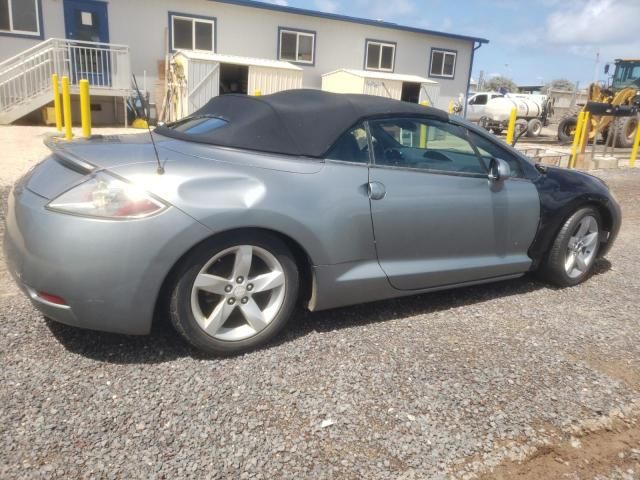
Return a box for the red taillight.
[37,291,67,306]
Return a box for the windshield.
[612,62,640,89]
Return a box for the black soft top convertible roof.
[156,89,448,158]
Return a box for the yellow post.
[61,76,73,140]
[51,74,62,132]
[578,113,590,149]
[630,119,640,168]
[253,90,262,96]
[448,100,454,114]
[569,111,585,168]
[419,101,429,148]
[79,79,92,138]
[505,107,517,145]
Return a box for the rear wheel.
[526,118,543,137]
[170,232,299,355]
[540,207,601,287]
[557,115,577,143]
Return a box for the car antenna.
[132,74,164,175]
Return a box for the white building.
[0,0,488,124]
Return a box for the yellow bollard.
[448,100,454,114]
[51,74,62,132]
[61,76,73,140]
[630,120,640,168]
[253,90,262,96]
[569,111,585,168]
[575,112,590,168]
[505,107,517,145]
[79,79,92,138]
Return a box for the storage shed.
[322,69,440,106]
[171,51,304,117]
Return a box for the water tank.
[485,96,544,122]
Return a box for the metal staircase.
[0,38,131,124]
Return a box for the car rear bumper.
[4,185,211,335]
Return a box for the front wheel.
[609,116,639,148]
[540,207,602,287]
[170,232,299,355]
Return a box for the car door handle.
[368,181,386,200]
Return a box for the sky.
[264,0,640,88]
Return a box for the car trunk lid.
[24,134,161,199]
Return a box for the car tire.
[557,115,577,143]
[540,207,602,287]
[169,231,299,355]
[526,118,543,137]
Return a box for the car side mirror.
[604,64,610,75]
[488,158,511,182]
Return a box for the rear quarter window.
[168,117,229,135]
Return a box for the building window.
[365,40,395,72]
[170,13,215,52]
[0,0,41,36]
[429,49,456,78]
[279,28,315,64]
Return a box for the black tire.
[526,118,543,137]
[169,231,299,355]
[539,207,602,287]
[557,115,577,143]
[608,116,638,148]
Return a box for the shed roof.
[174,50,303,71]
[155,89,448,158]
[323,68,437,85]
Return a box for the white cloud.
[544,0,640,61]
[315,0,339,13]
[349,0,416,21]
[264,0,289,5]
[546,0,640,45]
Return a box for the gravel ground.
[1,129,639,478]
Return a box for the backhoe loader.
[557,58,640,147]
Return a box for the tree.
[543,79,576,93]
[484,76,518,93]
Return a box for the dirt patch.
[479,419,640,479]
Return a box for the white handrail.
[0,38,131,115]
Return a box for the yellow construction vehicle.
[557,58,640,147]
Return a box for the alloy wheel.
[190,245,286,341]
[564,215,599,279]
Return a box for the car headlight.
[47,172,167,219]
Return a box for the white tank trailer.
[480,94,553,138]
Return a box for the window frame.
[168,12,216,53]
[429,48,457,79]
[0,0,43,39]
[277,27,316,66]
[364,39,396,72]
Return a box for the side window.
[473,94,488,105]
[467,129,524,178]
[368,117,486,175]
[326,124,370,164]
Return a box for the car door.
[366,116,540,290]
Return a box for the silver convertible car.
[5,90,620,355]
